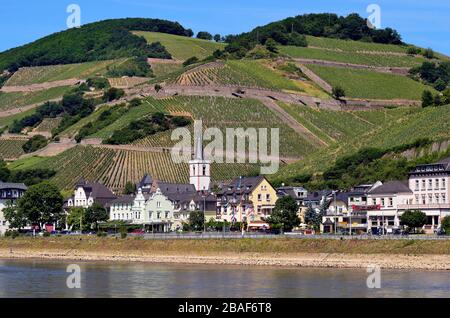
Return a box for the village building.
[0,182,27,234]
[65,179,117,209]
[216,176,277,229]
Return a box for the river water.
[0,259,448,297]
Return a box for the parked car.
[131,229,145,235]
[436,229,447,236]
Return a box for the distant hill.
[0,18,192,72]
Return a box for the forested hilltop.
[224,13,403,57]
[0,18,193,72]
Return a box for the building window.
[157,202,161,208]
[434,194,439,204]
[442,179,446,190]
[421,195,426,204]
[435,179,440,190]
[257,206,262,213]
[428,179,433,190]
[415,180,419,190]
[165,212,169,218]
[415,195,419,204]
[388,198,393,207]
[381,198,385,206]
[422,180,426,190]
[203,165,206,176]
[266,194,270,202]
[157,213,161,219]
[428,194,432,204]
[258,194,262,201]
[442,194,446,204]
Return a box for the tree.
[265,38,279,53]
[124,181,136,195]
[196,31,213,40]
[421,90,434,107]
[332,86,346,100]
[188,211,205,231]
[85,203,109,230]
[267,196,300,232]
[67,207,87,231]
[441,216,450,235]
[0,159,10,182]
[3,200,27,230]
[214,34,221,42]
[400,210,427,233]
[422,48,434,59]
[17,182,64,228]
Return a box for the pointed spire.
[195,133,203,160]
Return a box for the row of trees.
[0,159,55,187]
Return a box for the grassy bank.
[1,236,449,255]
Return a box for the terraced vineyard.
[5,59,127,86]
[134,31,225,60]
[9,146,261,192]
[108,77,149,88]
[170,60,326,96]
[0,138,26,160]
[306,64,434,100]
[272,104,450,182]
[34,117,63,132]
[150,60,183,77]
[279,102,415,144]
[305,35,412,53]
[135,96,322,158]
[0,86,72,111]
[279,46,426,67]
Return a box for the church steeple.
[189,133,211,192]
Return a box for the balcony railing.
[398,203,450,209]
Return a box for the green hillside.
[0,86,72,112]
[5,59,127,86]
[271,104,450,184]
[135,31,225,60]
[306,64,434,100]
[279,46,426,67]
[0,18,190,72]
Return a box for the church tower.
[189,134,211,191]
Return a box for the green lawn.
[306,64,434,100]
[279,46,426,68]
[5,59,127,86]
[134,31,225,61]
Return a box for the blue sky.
[1,0,449,55]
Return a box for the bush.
[22,135,48,153]
[86,77,110,90]
[97,231,107,237]
[332,86,346,100]
[43,231,51,237]
[422,48,435,59]
[129,98,142,107]
[421,90,434,107]
[441,216,450,235]
[120,230,127,239]
[103,87,125,102]
[5,230,20,238]
[183,56,199,67]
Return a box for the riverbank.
[1,237,449,270]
